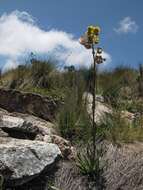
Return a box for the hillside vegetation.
[1,58,143,189]
[1,59,143,144]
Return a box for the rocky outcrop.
[0,137,61,186]
[0,107,75,188]
[0,89,61,121]
[0,109,55,139]
[0,109,74,160]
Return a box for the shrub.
[30,59,55,88]
[57,90,91,142]
[9,64,29,89]
[56,68,91,142]
[100,111,143,143]
[98,66,138,108]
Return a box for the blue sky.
[0,0,142,71]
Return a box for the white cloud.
[0,11,111,72]
[114,17,138,34]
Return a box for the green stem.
[91,44,97,159]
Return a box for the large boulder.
[0,137,61,186]
[83,92,112,124]
[0,89,61,121]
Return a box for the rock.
[0,128,8,137]
[83,92,112,124]
[121,110,135,125]
[17,113,56,136]
[0,89,61,122]
[0,108,75,160]
[51,135,76,160]
[0,115,39,139]
[43,135,52,143]
[0,111,55,140]
[43,135,76,159]
[95,95,104,103]
[0,137,61,186]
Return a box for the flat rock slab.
[0,137,61,186]
[0,111,55,140]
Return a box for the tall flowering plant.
[79,26,105,183]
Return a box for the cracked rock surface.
[0,137,61,186]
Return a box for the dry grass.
[104,143,143,190]
[52,161,88,190]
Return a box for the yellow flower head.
[92,35,100,44]
[79,25,101,48]
[87,25,101,44]
[87,26,101,36]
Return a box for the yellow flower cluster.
[87,25,101,44]
[79,25,101,49]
